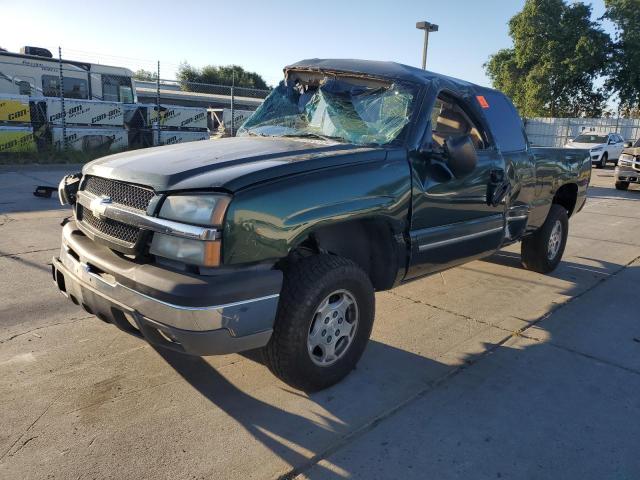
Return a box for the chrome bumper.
[52,222,282,355]
[615,167,640,183]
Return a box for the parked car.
[52,59,591,391]
[565,132,626,168]
[614,138,640,190]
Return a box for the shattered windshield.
[238,76,416,146]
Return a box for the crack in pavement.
[386,290,520,336]
[0,247,58,258]
[283,255,640,480]
[0,316,91,344]
[0,393,61,462]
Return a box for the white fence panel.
[524,117,640,147]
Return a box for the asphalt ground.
[0,164,638,479]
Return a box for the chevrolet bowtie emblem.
[89,195,112,220]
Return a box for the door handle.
[487,169,511,207]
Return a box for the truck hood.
[622,147,640,156]
[83,136,384,192]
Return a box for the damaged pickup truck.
[53,59,591,391]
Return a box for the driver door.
[406,92,506,280]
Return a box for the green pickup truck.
[53,59,591,391]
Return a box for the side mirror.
[608,139,616,145]
[624,141,632,148]
[445,135,478,178]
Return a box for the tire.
[263,254,375,391]
[615,181,629,191]
[521,204,569,274]
[600,153,608,169]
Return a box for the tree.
[133,69,157,81]
[177,63,269,91]
[485,0,611,117]
[604,0,640,116]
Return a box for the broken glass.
[239,77,416,146]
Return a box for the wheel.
[600,153,608,169]
[521,204,569,274]
[615,181,629,191]
[263,254,375,391]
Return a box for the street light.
[416,21,439,70]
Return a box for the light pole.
[416,21,439,70]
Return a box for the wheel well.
[553,183,578,217]
[292,219,400,291]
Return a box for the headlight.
[590,146,603,152]
[57,173,82,205]
[150,234,220,267]
[620,153,634,161]
[151,194,230,267]
[159,194,230,226]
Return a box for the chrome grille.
[78,176,155,248]
[83,176,154,212]
[78,206,140,244]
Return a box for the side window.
[102,75,134,102]
[476,89,527,152]
[42,75,88,99]
[63,77,88,99]
[42,75,60,97]
[430,94,488,150]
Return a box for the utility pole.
[416,21,439,70]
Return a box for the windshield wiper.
[282,133,347,143]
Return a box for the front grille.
[78,206,140,244]
[83,176,154,212]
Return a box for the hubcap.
[307,289,359,367]
[548,220,563,260]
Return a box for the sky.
[2,0,612,88]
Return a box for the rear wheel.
[521,204,569,274]
[615,181,629,191]
[263,254,375,391]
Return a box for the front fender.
[222,153,412,265]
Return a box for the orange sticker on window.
[476,95,490,109]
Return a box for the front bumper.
[52,221,283,355]
[614,167,640,183]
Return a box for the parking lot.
[1,164,639,479]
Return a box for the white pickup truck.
[565,132,626,168]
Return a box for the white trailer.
[52,126,128,152]
[44,98,124,126]
[124,103,208,130]
[154,129,209,146]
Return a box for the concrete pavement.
[0,165,638,479]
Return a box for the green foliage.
[133,69,158,81]
[177,63,269,91]
[604,0,640,115]
[485,0,611,117]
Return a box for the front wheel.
[599,153,608,169]
[263,254,375,391]
[521,204,569,274]
[615,181,629,191]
